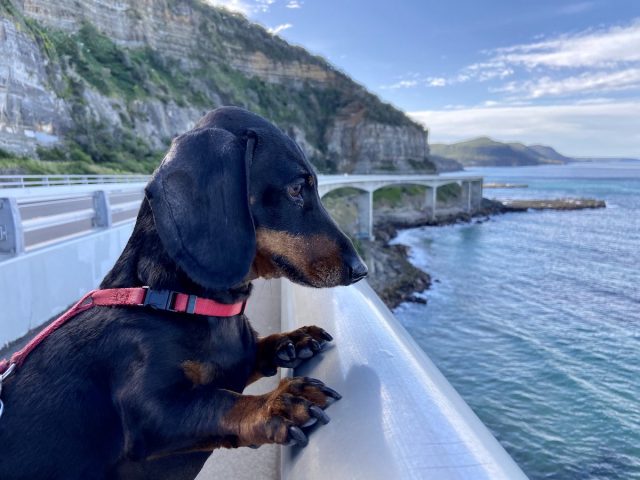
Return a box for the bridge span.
[0,174,527,480]
[0,173,482,254]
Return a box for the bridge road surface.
[0,279,281,480]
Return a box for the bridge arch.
[316,175,484,240]
[320,185,373,240]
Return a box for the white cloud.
[409,101,640,157]
[413,18,640,100]
[379,79,419,89]
[205,0,274,15]
[286,0,302,8]
[557,2,596,15]
[497,68,640,98]
[379,76,448,89]
[493,19,640,69]
[268,23,293,35]
[428,77,447,87]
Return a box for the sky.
[207,0,640,157]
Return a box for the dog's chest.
[176,315,257,392]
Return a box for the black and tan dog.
[0,107,367,479]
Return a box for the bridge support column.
[462,181,472,213]
[425,186,437,221]
[471,180,483,211]
[355,190,373,240]
[0,198,24,256]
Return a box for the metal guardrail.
[0,186,144,255]
[0,174,149,189]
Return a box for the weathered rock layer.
[0,0,432,174]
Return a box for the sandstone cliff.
[0,0,432,174]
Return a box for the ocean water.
[393,162,640,480]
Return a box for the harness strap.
[0,287,246,376]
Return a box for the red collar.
[0,287,246,379]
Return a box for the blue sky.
[209,0,640,157]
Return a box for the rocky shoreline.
[362,197,605,309]
[362,198,506,308]
[501,198,606,211]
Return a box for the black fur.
[0,107,366,479]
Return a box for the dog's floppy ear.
[145,127,256,290]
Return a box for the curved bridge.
[318,174,483,239]
[0,173,483,254]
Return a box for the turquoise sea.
[393,162,640,480]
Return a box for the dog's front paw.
[273,326,333,369]
[262,376,341,447]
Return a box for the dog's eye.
[287,183,303,202]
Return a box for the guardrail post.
[93,191,112,228]
[0,198,25,255]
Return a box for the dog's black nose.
[348,257,368,284]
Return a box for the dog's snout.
[347,256,368,284]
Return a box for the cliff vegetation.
[0,0,433,175]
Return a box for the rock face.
[0,17,71,155]
[0,0,432,174]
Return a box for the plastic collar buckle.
[142,288,177,312]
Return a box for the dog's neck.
[100,199,252,304]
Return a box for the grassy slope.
[430,137,572,167]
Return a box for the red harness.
[0,287,246,378]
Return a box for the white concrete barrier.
[281,279,528,479]
[0,223,133,347]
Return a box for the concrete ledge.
[280,280,527,480]
[0,222,134,347]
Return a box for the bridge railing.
[0,183,145,255]
[0,174,149,189]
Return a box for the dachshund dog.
[0,107,368,480]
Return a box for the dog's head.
[145,106,367,291]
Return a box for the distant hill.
[571,157,640,163]
[429,155,464,172]
[430,137,573,167]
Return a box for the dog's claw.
[277,342,296,362]
[310,339,321,352]
[298,347,313,359]
[288,425,308,447]
[302,417,318,427]
[320,331,333,342]
[304,377,325,387]
[309,405,330,424]
[321,386,342,400]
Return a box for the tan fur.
[181,361,215,386]
[253,228,343,286]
